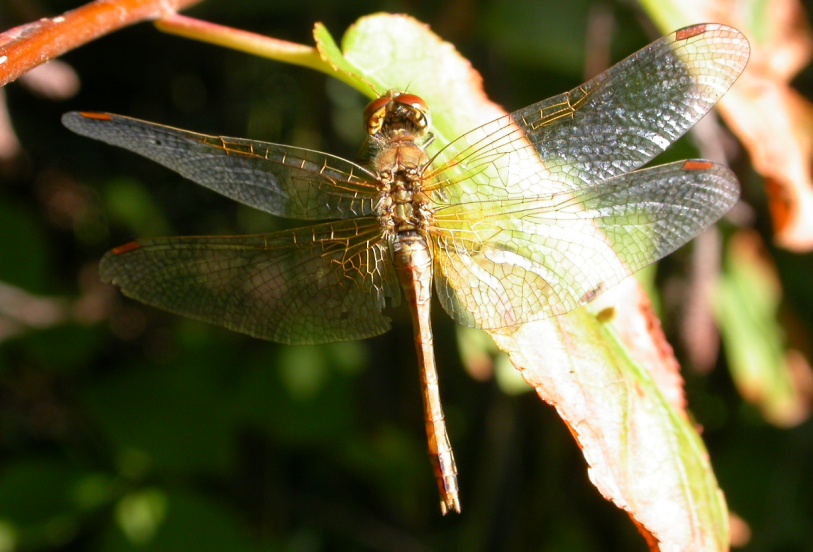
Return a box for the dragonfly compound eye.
[392,93,431,132]
[363,96,392,136]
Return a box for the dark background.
[1,0,812,550]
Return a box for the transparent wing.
[99,219,400,344]
[431,160,738,329]
[426,23,749,202]
[62,112,380,220]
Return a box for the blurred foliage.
[1,0,812,550]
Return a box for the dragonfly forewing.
[61,112,381,220]
[99,218,400,344]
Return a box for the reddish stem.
[0,0,202,88]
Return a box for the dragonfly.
[63,23,749,514]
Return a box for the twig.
[0,0,202,88]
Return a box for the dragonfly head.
[363,91,432,141]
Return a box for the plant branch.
[155,14,367,93]
[0,0,202,88]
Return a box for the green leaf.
[492,280,729,550]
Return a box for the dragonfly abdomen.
[393,231,461,514]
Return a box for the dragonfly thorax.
[374,142,433,235]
